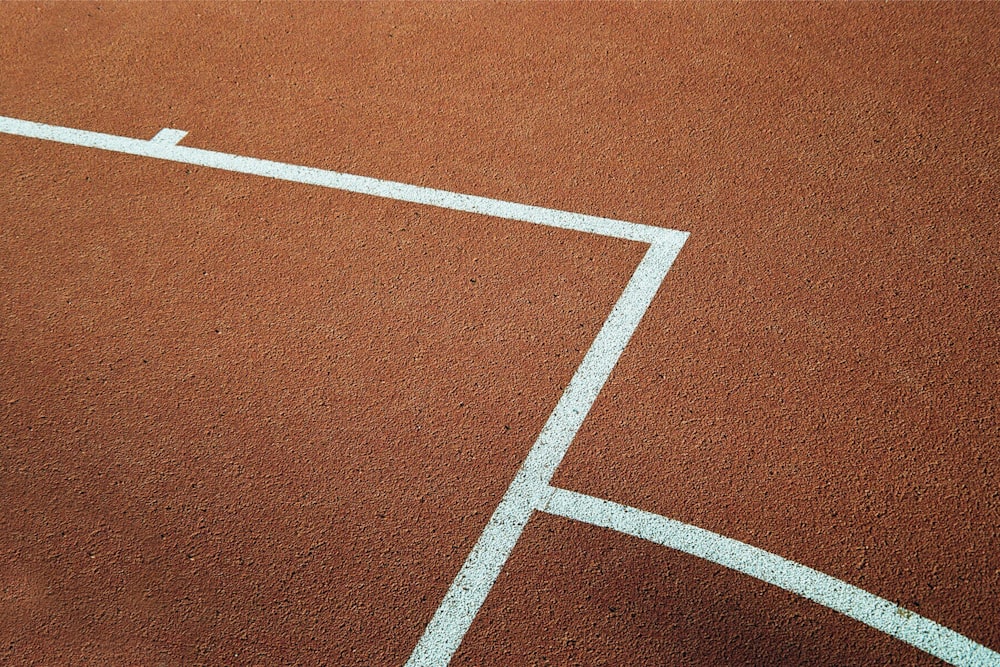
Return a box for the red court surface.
[1,3,998,666]
[1,137,640,663]
[458,514,938,665]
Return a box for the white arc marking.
[541,487,1000,667]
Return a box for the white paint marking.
[0,115,683,246]
[404,239,685,666]
[149,128,188,145]
[3,114,992,666]
[541,487,1000,667]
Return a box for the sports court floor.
[1,3,997,665]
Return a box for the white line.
[540,487,1000,667]
[0,115,683,245]
[5,113,991,666]
[149,128,188,145]
[404,239,686,666]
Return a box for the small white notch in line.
[150,128,188,145]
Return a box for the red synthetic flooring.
[2,3,998,665]
[1,138,640,663]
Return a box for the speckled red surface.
[1,2,997,665]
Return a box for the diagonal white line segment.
[404,240,685,666]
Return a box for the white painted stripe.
[12,112,987,667]
[405,239,686,667]
[0,115,683,245]
[149,128,188,145]
[540,487,1000,667]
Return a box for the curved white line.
[541,486,1000,667]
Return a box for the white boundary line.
[541,487,1000,667]
[1,115,995,667]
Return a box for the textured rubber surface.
[1,2,997,665]
[0,138,639,663]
